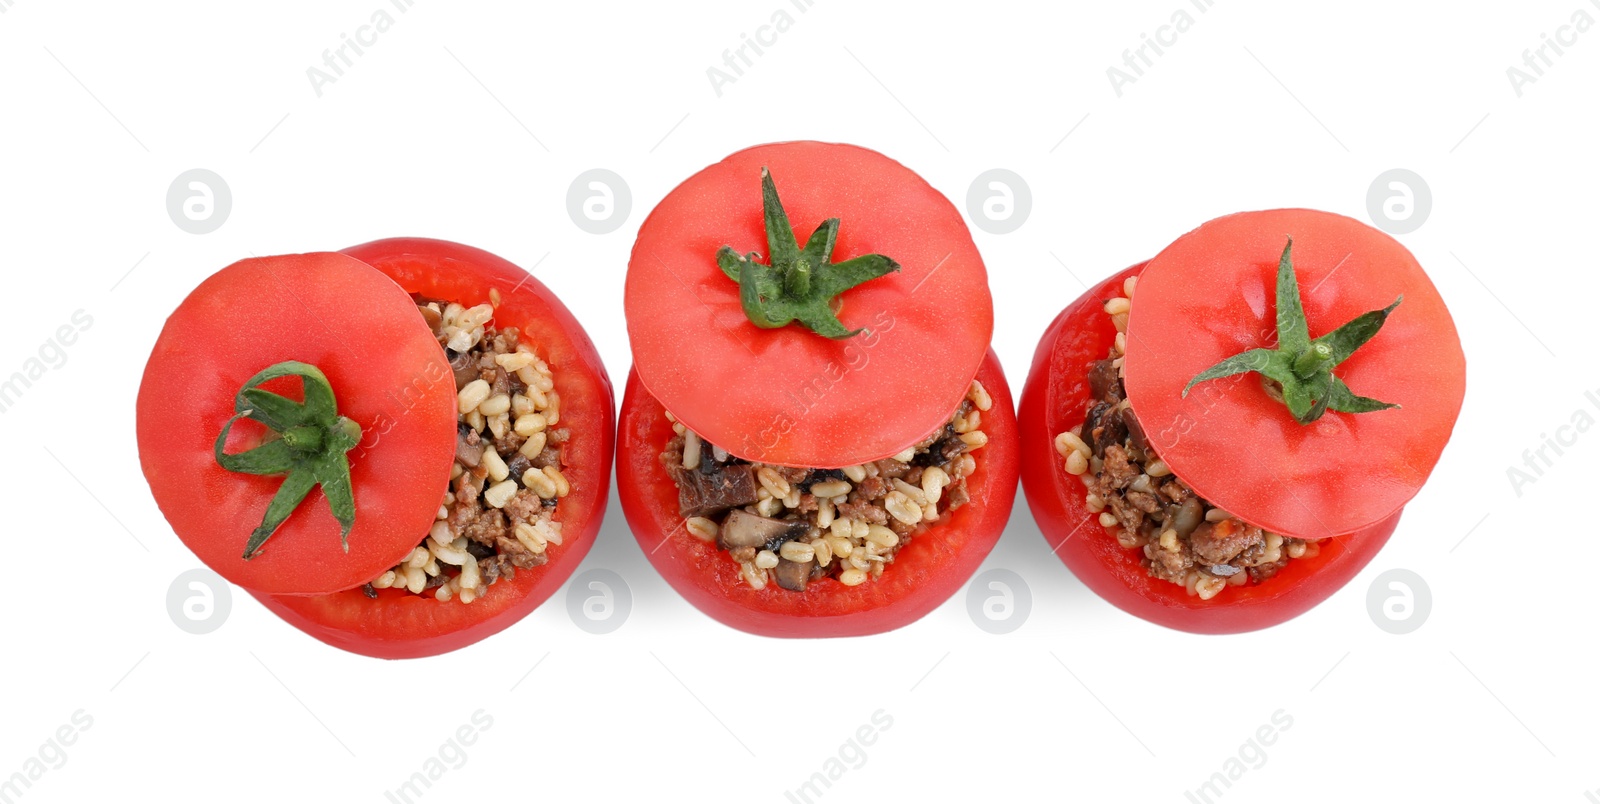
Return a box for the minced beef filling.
[366,296,571,604]
[661,382,991,592]
[1059,279,1317,601]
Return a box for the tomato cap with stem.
[138,251,458,596]
[625,141,994,468]
[1123,208,1465,540]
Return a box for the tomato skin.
[138,252,457,596]
[1124,210,1465,540]
[1018,265,1401,634]
[618,350,1018,638]
[626,141,993,469]
[258,239,614,659]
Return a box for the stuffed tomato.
[1019,210,1465,634]
[619,141,1018,637]
[138,238,612,658]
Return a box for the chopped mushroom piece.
[774,558,813,592]
[449,350,479,391]
[717,509,809,551]
[456,425,484,468]
[669,462,761,519]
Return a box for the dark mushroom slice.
[914,431,966,467]
[773,558,814,591]
[799,468,845,491]
[717,509,810,551]
[1083,401,1127,457]
[449,350,479,391]
[506,453,533,484]
[1121,406,1150,453]
[456,423,484,468]
[670,462,760,519]
[417,304,443,335]
[1088,358,1124,404]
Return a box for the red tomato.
[1020,211,1463,634]
[619,351,1018,637]
[138,252,457,595]
[1124,210,1465,539]
[141,239,612,658]
[626,141,993,468]
[255,238,614,659]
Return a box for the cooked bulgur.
[1054,275,1317,600]
[661,382,993,592]
[366,297,571,604]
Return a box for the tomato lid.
[1122,209,1465,539]
[138,252,457,595]
[626,141,993,467]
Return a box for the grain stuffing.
[1053,275,1317,601]
[366,295,571,604]
[661,381,993,591]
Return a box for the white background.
[1,1,1594,802]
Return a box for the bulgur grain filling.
[365,296,572,604]
[661,381,994,592]
[1054,276,1318,601]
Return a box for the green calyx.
[214,361,362,559]
[1182,238,1402,425]
[716,167,900,339]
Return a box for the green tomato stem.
[213,361,361,559]
[715,168,900,340]
[1182,238,1401,424]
